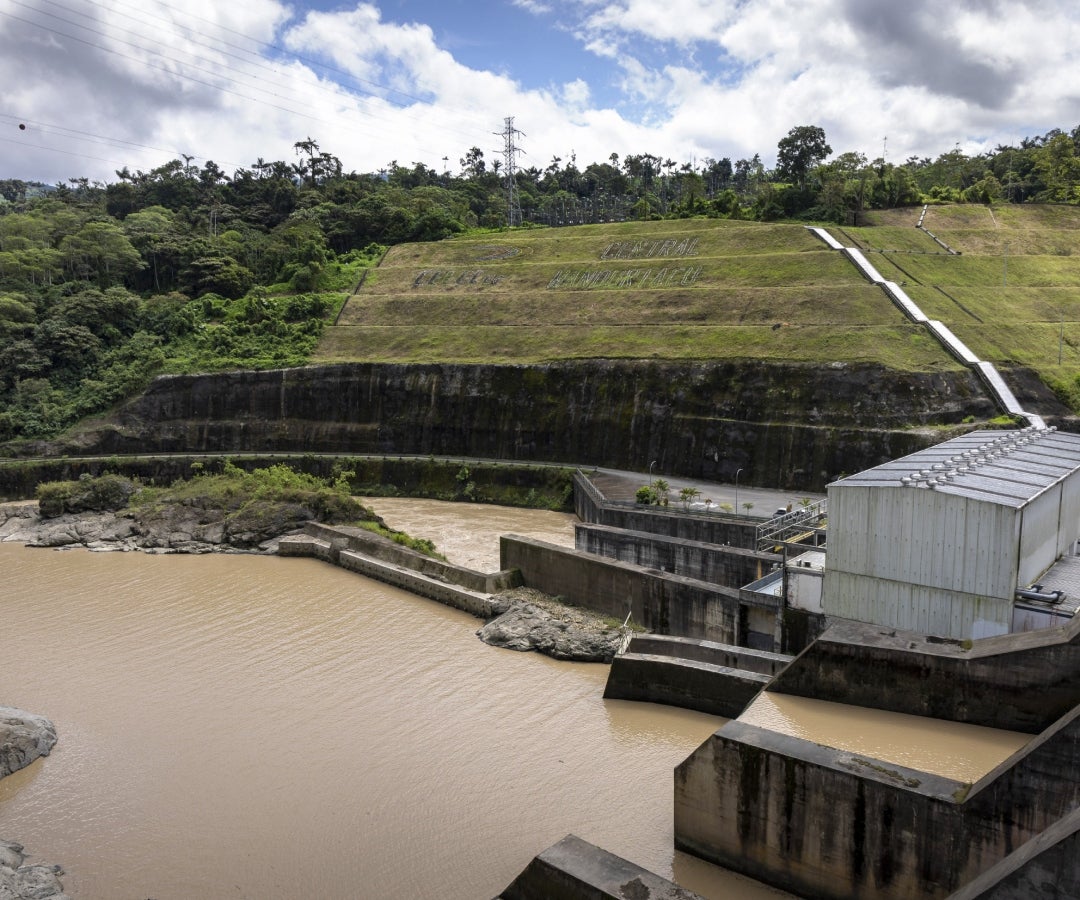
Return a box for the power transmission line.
[1,0,496,176]
[495,116,525,227]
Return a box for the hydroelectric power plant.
[266,428,1079,898]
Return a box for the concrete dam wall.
[74,360,993,491]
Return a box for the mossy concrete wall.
[604,653,771,717]
[278,530,502,618]
[59,361,980,491]
[674,705,1080,899]
[302,521,519,593]
[768,617,1080,733]
[501,534,778,646]
[575,522,779,589]
[497,833,705,900]
[945,806,1080,899]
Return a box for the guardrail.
[756,499,827,550]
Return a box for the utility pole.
[495,116,525,227]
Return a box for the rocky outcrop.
[25,360,1050,491]
[0,841,68,900]
[478,588,624,662]
[0,707,57,780]
[0,498,312,553]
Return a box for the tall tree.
[776,125,832,185]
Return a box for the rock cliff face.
[54,360,1060,490]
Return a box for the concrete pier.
[497,834,705,900]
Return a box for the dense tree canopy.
[2,122,1080,443]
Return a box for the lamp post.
[735,468,743,516]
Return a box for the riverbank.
[0,498,621,663]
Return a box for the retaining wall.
[302,521,519,593]
[497,833,705,900]
[278,529,502,619]
[622,634,792,675]
[575,522,778,589]
[674,704,1080,899]
[603,653,770,717]
[501,535,780,647]
[768,616,1080,733]
[946,806,1080,899]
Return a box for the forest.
[1,124,1079,444]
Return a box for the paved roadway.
[588,466,825,517]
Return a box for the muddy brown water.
[0,501,791,900]
[740,693,1030,782]
[0,499,1031,898]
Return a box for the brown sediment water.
[739,691,1031,782]
[0,509,791,899]
[359,495,577,571]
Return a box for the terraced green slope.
[842,205,1080,406]
[316,218,954,371]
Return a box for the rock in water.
[0,840,69,900]
[477,589,622,663]
[0,707,57,779]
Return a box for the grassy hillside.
[844,205,1080,406]
[314,209,1080,408]
[316,218,952,371]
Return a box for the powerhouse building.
[821,427,1080,640]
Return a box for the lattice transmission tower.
[495,116,525,227]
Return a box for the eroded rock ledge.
[0,499,298,554]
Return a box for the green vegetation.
[4,125,1080,442]
[30,463,461,555]
[36,471,137,517]
[841,204,1080,406]
[37,461,379,527]
[356,521,444,559]
[129,460,373,524]
[320,218,954,370]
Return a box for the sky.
[1,0,1079,185]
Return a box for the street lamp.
[735,468,743,516]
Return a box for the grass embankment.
[316,218,955,372]
[851,205,1080,407]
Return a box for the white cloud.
[1,0,1078,185]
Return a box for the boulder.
[0,840,68,900]
[0,708,57,780]
[478,589,622,663]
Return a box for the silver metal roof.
[830,428,1080,507]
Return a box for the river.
[0,500,792,899]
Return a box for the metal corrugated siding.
[1059,475,1080,556]
[824,572,1013,639]
[1019,485,1064,585]
[827,484,1016,596]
